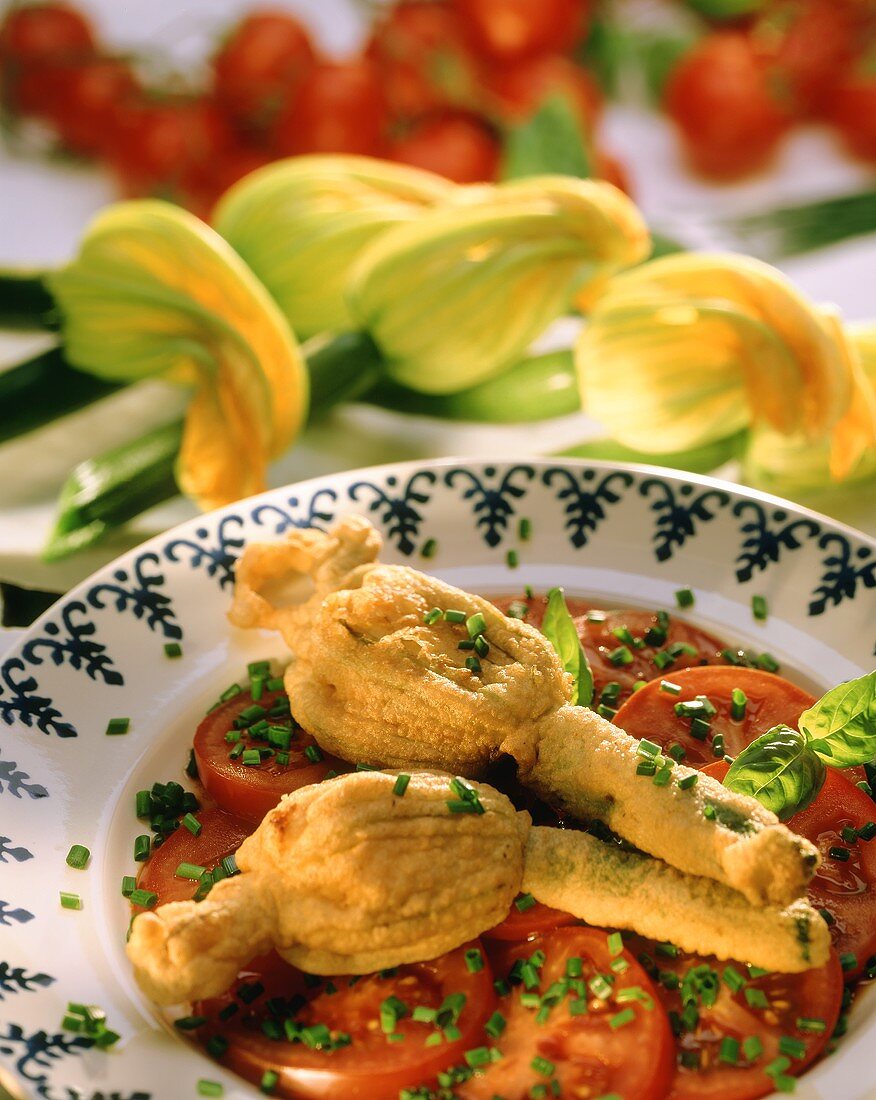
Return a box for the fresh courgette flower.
[576,254,876,483]
[48,200,307,510]
[346,175,649,394]
[213,155,452,339]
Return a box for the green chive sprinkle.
[703,804,717,820]
[485,1011,506,1038]
[638,738,661,759]
[858,822,876,841]
[465,656,482,675]
[241,748,261,766]
[589,975,612,1000]
[752,595,768,621]
[722,966,745,992]
[690,716,711,740]
[121,875,136,898]
[423,608,442,625]
[675,588,695,608]
[465,948,484,973]
[608,645,633,667]
[668,742,686,762]
[632,679,648,692]
[653,765,673,787]
[393,774,411,797]
[175,862,207,881]
[744,987,769,1009]
[519,518,532,541]
[182,813,202,837]
[829,846,851,862]
[636,761,657,776]
[129,888,158,908]
[507,600,529,619]
[444,609,466,623]
[609,1008,635,1030]
[60,892,82,910]
[758,652,779,673]
[506,549,519,568]
[719,1037,740,1065]
[796,1017,826,1033]
[566,957,583,978]
[421,538,438,559]
[840,952,857,971]
[66,844,90,870]
[304,744,323,763]
[731,687,747,720]
[105,717,130,736]
[515,893,536,912]
[607,931,624,957]
[197,1082,224,1098]
[743,1035,764,1061]
[133,834,150,862]
[531,1056,555,1076]
[260,1070,279,1095]
[841,826,858,844]
[466,612,487,638]
[660,680,682,695]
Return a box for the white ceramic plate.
[1,457,875,1100]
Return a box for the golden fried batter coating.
[126,770,527,1005]
[229,517,819,908]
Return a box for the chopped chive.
[758,652,779,673]
[506,549,519,568]
[447,798,484,814]
[744,987,769,1009]
[608,645,633,667]
[105,717,130,736]
[465,948,484,973]
[636,761,657,776]
[610,957,629,974]
[609,1008,635,1030]
[690,716,711,741]
[607,932,624,957]
[515,893,536,912]
[163,642,183,659]
[248,661,271,679]
[519,518,532,541]
[656,942,679,958]
[220,682,242,702]
[229,742,245,760]
[653,766,673,786]
[250,676,266,702]
[796,1017,826,1033]
[652,650,674,670]
[197,1082,224,1097]
[597,705,618,720]
[586,610,606,622]
[66,844,90,870]
[748,965,769,978]
[668,742,686,762]
[266,677,284,691]
[485,1010,506,1038]
[752,595,768,621]
[829,846,851,862]
[466,612,487,638]
[638,738,661,759]
[675,588,694,608]
[719,1037,740,1065]
[60,892,82,910]
[465,656,482,675]
[135,789,152,818]
[566,956,583,978]
[858,822,876,841]
[241,748,261,766]
[778,1035,806,1060]
[458,639,476,651]
[588,975,612,1000]
[731,687,747,720]
[743,1035,764,1061]
[444,609,466,623]
[421,538,438,559]
[260,1070,279,1095]
[121,875,136,898]
[856,780,873,797]
[632,679,648,692]
[703,804,717,820]
[304,744,323,763]
[129,888,157,909]
[393,774,411,797]
[841,826,858,844]
[474,634,490,657]
[133,834,150,862]
[507,600,529,619]
[531,1055,555,1076]
[174,862,207,881]
[712,734,725,757]
[182,813,202,837]
[840,952,857,972]
[660,680,682,695]
[423,608,442,625]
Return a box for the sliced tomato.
[135,807,253,909]
[195,941,495,1100]
[388,111,500,182]
[613,666,815,767]
[629,933,843,1099]
[193,686,347,822]
[706,761,876,978]
[484,895,578,942]
[464,926,674,1099]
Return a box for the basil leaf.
[542,586,594,708]
[501,94,594,182]
[724,725,826,822]
[800,672,876,767]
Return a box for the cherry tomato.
[43,57,139,154]
[211,10,315,129]
[453,0,590,62]
[827,67,876,163]
[484,895,578,942]
[613,666,816,767]
[366,1,482,120]
[271,58,387,157]
[595,149,633,194]
[630,933,843,1099]
[705,761,876,978]
[758,0,864,117]
[0,3,94,65]
[465,926,674,1099]
[193,686,347,822]
[488,54,602,134]
[196,941,496,1100]
[388,111,500,183]
[664,31,792,179]
[135,807,253,909]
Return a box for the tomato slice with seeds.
[135,807,253,908]
[193,687,348,822]
[195,941,495,1100]
[484,895,578,942]
[628,934,843,1100]
[614,666,817,768]
[705,761,876,979]
[462,926,674,1100]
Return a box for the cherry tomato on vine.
[0,3,94,66]
[46,57,139,154]
[388,111,500,182]
[453,0,590,63]
[827,66,876,163]
[488,54,602,134]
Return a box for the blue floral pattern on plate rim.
[1,457,874,1100]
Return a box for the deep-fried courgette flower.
[213,155,452,338]
[48,201,307,509]
[347,175,649,394]
[576,254,876,487]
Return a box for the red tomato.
[389,111,500,182]
[613,666,816,767]
[484,895,578,941]
[44,57,139,154]
[488,54,602,134]
[107,97,237,198]
[595,149,633,194]
[758,0,864,117]
[193,686,347,823]
[0,3,94,65]
[465,926,674,1099]
[211,10,315,129]
[366,1,483,120]
[271,58,387,157]
[196,941,496,1100]
[827,66,876,163]
[706,761,876,978]
[664,31,793,179]
[453,0,590,62]
[630,933,842,1099]
[135,807,253,908]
